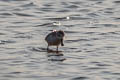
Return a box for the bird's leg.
[47,45,49,50]
[56,46,58,51]
[61,38,64,46]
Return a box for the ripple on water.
[9,71,22,74]
[101,71,120,78]
[113,1,120,4]
[84,32,98,35]
[0,40,16,45]
[104,11,114,14]
[42,2,54,6]
[71,76,89,80]
[28,47,46,52]
[0,12,12,16]
[86,67,106,70]
[88,0,105,1]
[3,75,15,78]
[114,17,120,20]
[102,24,118,27]
[108,32,120,35]
[34,23,53,27]
[40,7,55,12]
[79,9,90,13]
[12,21,26,24]
[101,71,111,74]
[45,17,69,21]
[98,31,120,37]
[56,9,70,13]
[0,32,6,35]
[96,63,112,67]
[66,39,89,43]
[65,5,79,9]
[70,1,83,5]
[85,26,98,28]
[14,35,32,39]
[0,0,27,2]
[112,72,120,75]
[14,12,34,17]
[20,2,36,7]
[65,31,80,33]
[87,13,100,17]
[70,16,91,20]
[104,46,117,50]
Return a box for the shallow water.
[0,0,120,80]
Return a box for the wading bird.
[45,30,65,51]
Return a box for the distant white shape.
[66,16,70,20]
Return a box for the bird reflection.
[46,49,66,61]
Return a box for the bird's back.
[45,32,61,46]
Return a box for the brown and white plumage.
[45,30,65,51]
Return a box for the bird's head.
[56,30,65,39]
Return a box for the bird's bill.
[61,38,64,46]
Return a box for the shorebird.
[45,30,65,51]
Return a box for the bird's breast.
[46,35,61,46]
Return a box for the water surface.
[0,0,120,80]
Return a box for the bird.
[45,30,65,51]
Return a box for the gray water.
[0,0,120,80]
